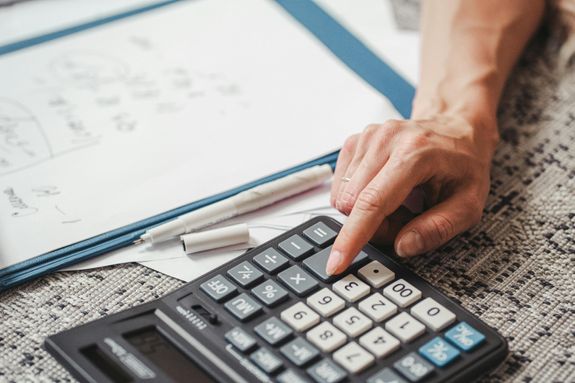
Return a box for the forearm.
[413,0,545,150]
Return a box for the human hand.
[326,114,498,275]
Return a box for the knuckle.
[337,191,356,215]
[342,134,359,153]
[356,186,384,213]
[427,214,455,244]
[381,119,403,132]
[363,123,380,136]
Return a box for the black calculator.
[45,216,508,383]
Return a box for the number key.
[383,279,421,307]
[306,321,347,352]
[333,307,373,337]
[358,293,397,322]
[333,342,375,374]
[385,312,426,343]
[307,288,345,317]
[359,327,400,358]
[410,297,456,331]
[333,274,370,302]
[281,302,320,332]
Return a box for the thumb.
[394,193,483,257]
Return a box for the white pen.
[134,164,333,245]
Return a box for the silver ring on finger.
[341,176,352,183]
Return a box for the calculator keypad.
[199,218,495,383]
[278,265,319,296]
[410,298,456,331]
[333,274,370,302]
[306,321,347,352]
[359,327,400,358]
[251,280,288,307]
[332,341,374,373]
[254,317,293,345]
[227,261,263,287]
[333,307,373,337]
[385,312,426,343]
[383,279,422,307]
[281,302,320,332]
[306,288,345,317]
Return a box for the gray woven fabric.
[1,7,575,383]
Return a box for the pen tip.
[133,238,145,246]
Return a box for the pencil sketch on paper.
[0,99,52,175]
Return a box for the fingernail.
[326,250,342,275]
[397,230,424,257]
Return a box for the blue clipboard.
[0,0,415,290]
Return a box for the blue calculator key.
[445,321,486,351]
[393,352,434,382]
[419,337,460,367]
[367,367,407,383]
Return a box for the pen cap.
[181,223,250,254]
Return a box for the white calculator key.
[358,261,395,288]
[333,307,373,337]
[383,279,422,307]
[332,275,370,302]
[306,321,347,352]
[359,327,400,358]
[281,302,320,332]
[385,312,426,343]
[358,293,397,322]
[410,297,456,331]
[332,341,375,374]
[306,288,345,317]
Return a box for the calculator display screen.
[125,327,216,383]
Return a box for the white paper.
[65,183,340,270]
[0,0,401,268]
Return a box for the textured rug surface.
[1,6,575,383]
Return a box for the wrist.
[411,84,500,156]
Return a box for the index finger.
[326,160,425,275]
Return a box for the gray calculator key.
[225,327,256,353]
[307,359,346,383]
[367,368,407,383]
[250,348,283,374]
[278,265,319,296]
[227,261,263,287]
[224,293,262,321]
[200,275,237,302]
[303,222,337,246]
[280,337,319,366]
[254,317,293,345]
[253,248,289,274]
[279,235,314,260]
[303,246,369,282]
[251,280,289,307]
[393,352,434,382]
[277,369,310,383]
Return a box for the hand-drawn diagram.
[1,44,247,176]
[50,52,128,86]
[0,99,52,175]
